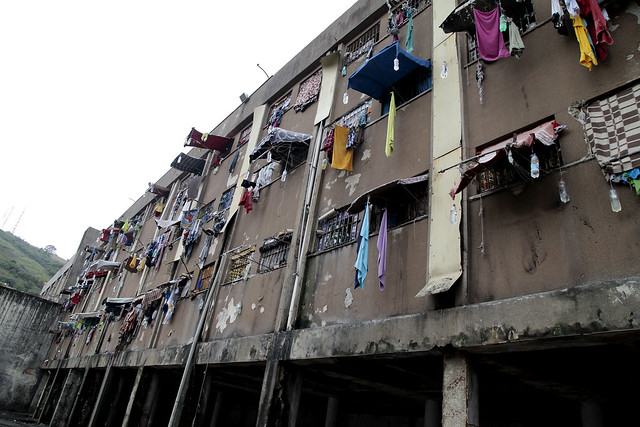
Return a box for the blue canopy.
[348,41,431,101]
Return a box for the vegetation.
[0,229,66,296]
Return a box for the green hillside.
[0,229,66,296]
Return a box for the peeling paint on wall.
[361,149,371,160]
[626,2,640,24]
[227,173,239,187]
[345,173,361,196]
[325,177,338,190]
[345,288,353,308]
[216,298,242,333]
[251,303,256,310]
[259,306,265,313]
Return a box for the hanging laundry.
[346,127,358,149]
[239,188,253,214]
[551,0,569,35]
[564,0,580,17]
[377,208,388,291]
[406,8,414,53]
[508,18,525,58]
[228,150,239,173]
[321,128,335,163]
[572,16,598,70]
[473,7,510,61]
[476,62,485,104]
[331,125,353,171]
[577,0,612,62]
[354,203,370,289]
[386,92,396,157]
[253,162,276,202]
[162,288,179,324]
[186,175,202,200]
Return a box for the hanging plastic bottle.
[450,204,458,225]
[530,153,540,178]
[393,57,400,71]
[321,158,328,170]
[267,151,272,163]
[558,178,570,203]
[343,91,349,104]
[609,186,622,212]
[281,169,288,182]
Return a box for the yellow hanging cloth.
[129,255,137,269]
[572,16,598,70]
[137,256,146,272]
[331,125,353,171]
[386,92,396,156]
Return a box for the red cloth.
[239,189,253,214]
[71,294,80,305]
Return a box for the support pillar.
[581,402,604,427]
[442,352,478,427]
[122,367,146,427]
[256,359,281,427]
[424,398,440,427]
[67,368,91,427]
[139,372,160,427]
[209,392,223,427]
[324,397,339,427]
[49,369,84,427]
[87,364,113,427]
[287,367,302,427]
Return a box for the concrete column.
[49,369,84,427]
[324,397,339,427]
[122,366,145,427]
[87,364,113,427]
[287,368,302,427]
[424,398,440,427]
[442,353,478,427]
[256,359,281,426]
[581,402,604,427]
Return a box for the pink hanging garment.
[473,7,510,61]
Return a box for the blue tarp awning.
[347,41,431,101]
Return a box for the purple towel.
[377,208,388,290]
[474,7,510,61]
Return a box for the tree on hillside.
[43,245,57,255]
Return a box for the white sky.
[0,0,358,260]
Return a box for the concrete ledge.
[47,277,640,368]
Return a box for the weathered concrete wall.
[0,285,60,411]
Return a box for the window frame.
[226,247,255,283]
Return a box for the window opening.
[381,66,432,114]
[195,263,215,292]
[267,92,292,130]
[316,211,361,252]
[467,34,479,63]
[227,247,255,282]
[258,233,292,273]
[369,182,429,232]
[238,125,252,147]
[218,187,236,211]
[345,23,380,66]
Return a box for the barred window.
[316,211,360,252]
[227,247,254,282]
[238,125,251,147]
[345,23,380,66]
[196,263,215,292]
[258,236,291,273]
[467,34,479,64]
[218,187,235,211]
[266,93,292,129]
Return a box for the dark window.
[369,182,429,232]
[258,237,291,273]
[381,66,432,114]
[316,211,360,252]
[467,34,479,63]
[218,187,235,211]
[238,125,251,147]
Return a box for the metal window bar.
[227,256,250,282]
[258,242,290,273]
[238,126,251,146]
[345,24,380,66]
[316,212,361,251]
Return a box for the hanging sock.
[377,208,388,291]
[405,8,414,53]
[386,92,395,157]
[354,203,370,289]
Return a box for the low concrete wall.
[0,285,60,411]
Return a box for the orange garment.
[331,125,353,171]
[573,16,598,70]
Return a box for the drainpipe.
[286,120,326,331]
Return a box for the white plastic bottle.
[609,187,622,212]
[530,153,540,179]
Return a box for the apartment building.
[35,0,640,425]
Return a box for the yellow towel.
[331,125,353,171]
[573,16,597,71]
[386,92,395,156]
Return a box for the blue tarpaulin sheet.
[347,41,431,101]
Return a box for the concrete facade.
[29,0,640,426]
[0,286,60,412]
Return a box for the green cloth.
[386,92,395,157]
[406,13,414,53]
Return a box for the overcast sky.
[0,0,359,260]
